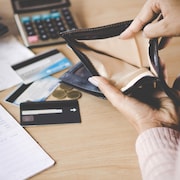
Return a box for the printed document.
[0,105,55,180]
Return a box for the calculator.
[11,0,78,47]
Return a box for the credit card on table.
[12,49,72,84]
[20,100,81,126]
[5,76,59,106]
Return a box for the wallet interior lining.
[83,49,154,90]
[79,31,150,68]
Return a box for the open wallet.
[60,20,180,106]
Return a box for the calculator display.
[12,0,70,12]
[19,0,62,8]
[11,0,78,47]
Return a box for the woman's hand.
[88,76,180,134]
[120,0,180,40]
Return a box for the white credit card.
[12,49,72,84]
[5,76,59,105]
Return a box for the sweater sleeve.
[135,127,180,180]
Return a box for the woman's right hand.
[120,0,180,40]
[88,76,180,134]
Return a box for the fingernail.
[88,77,99,87]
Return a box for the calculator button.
[56,21,63,27]
[57,25,66,31]
[54,17,61,22]
[42,14,51,20]
[21,16,31,23]
[62,8,70,16]
[28,35,39,43]
[32,15,41,22]
[23,21,32,27]
[26,26,34,31]
[34,19,42,25]
[48,27,55,33]
[46,23,53,28]
[55,18,64,24]
[38,29,46,34]
[27,31,36,36]
[67,20,76,29]
[58,26,66,32]
[50,9,58,13]
[37,24,44,30]
[40,34,49,40]
[44,18,51,24]
[65,15,71,21]
[51,12,61,19]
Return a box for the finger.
[143,19,174,38]
[119,19,145,39]
[88,76,148,115]
[120,2,158,39]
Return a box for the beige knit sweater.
[136,127,180,180]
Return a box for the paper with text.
[0,105,55,180]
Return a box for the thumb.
[88,76,144,115]
[143,20,171,38]
[89,76,127,108]
[88,76,158,133]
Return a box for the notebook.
[0,105,55,180]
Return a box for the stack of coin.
[52,83,82,100]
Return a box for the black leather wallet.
[60,20,180,105]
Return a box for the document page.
[0,35,35,91]
[0,35,34,65]
[0,105,55,180]
[0,62,22,91]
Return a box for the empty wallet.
[60,20,180,106]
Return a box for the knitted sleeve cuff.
[135,127,180,180]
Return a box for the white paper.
[0,35,34,65]
[0,105,55,180]
[0,62,22,91]
[0,35,35,90]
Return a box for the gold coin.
[59,83,73,91]
[52,89,66,99]
[67,90,82,100]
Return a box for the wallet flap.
[80,31,150,68]
[82,48,154,90]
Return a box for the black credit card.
[20,100,81,126]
